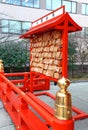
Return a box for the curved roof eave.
[20,13,82,38]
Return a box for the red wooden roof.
[20,6,82,38]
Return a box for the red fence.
[0,72,74,130]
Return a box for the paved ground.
[0,81,88,130]
[0,102,15,130]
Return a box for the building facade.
[0,0,88,36]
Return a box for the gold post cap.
[55,77,72,120]
[57,77,70,91]
[0,60,3,63]
[0,60,4,72]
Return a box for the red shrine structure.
[0,6,88,130]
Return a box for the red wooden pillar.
[30,72,34,93]
[62,19,68,78]
[24,72,29,91]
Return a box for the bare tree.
[75,38,88,73]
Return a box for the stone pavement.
[0,82,88,130]
[0,102,15,130]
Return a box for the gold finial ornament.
[0,60,4,72]
[55,77,72,120]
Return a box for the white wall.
[73,0,88,3]
[0,3,50,21]
[70,14,88,27]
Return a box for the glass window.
[81,27,85,34]
[79,27,84,37]
[81,27,88,36]
[46,0,51,10]
[1,19,31,34]
[22,0,39,8]
[1,20,8,33]
[52,0,61,10]
[22,0,33,7]
[63,1,71,12]
[34,0,39,8]
[63,1,76,13]
[82,4,88,15]
[22,22,31,33]
[9,21,21,34]
[13,0,20,5]
[82,4,86,14]
[2,0,21,5]
[2,0,40,8]
[86,5,88,15]
[85,27,88,35]
[46,0,61,10]
[46,0,76,13]
[72,2,76,13]
[2,0,9,3]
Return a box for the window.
[52,0,61,10]
[81,27,85,36]
[46,0,62,10]
[85,27,88,35]
[82,4,86,15]
[1,19,31,34]
[72,2,76,13]
[2,0,21,5]
[63,1,76,13]
[82,4,88,15]
[22,0,39,8]
[22,22,31,34]
[22,0,33,7]
[9,21,21,34]
[2,0,39,8]
[34,0,39,8]
[1,20,9,33]
[63,1,71,12]
[46,0,77,13]
[46,0,51,10]
[80,27,88,37]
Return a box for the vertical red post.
[30,71,34,93]
[24,72,28,91]
[45,78,50,90]
[62,18,68,78]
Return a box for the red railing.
[5,72,30,91]
[4,72,50,92]
[0,72,88,130]
[0,74,55,129]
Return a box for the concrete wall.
[0,3,50,21]
[73,0,88,3]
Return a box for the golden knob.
[55,77,72,120]
[0,60,4,72]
